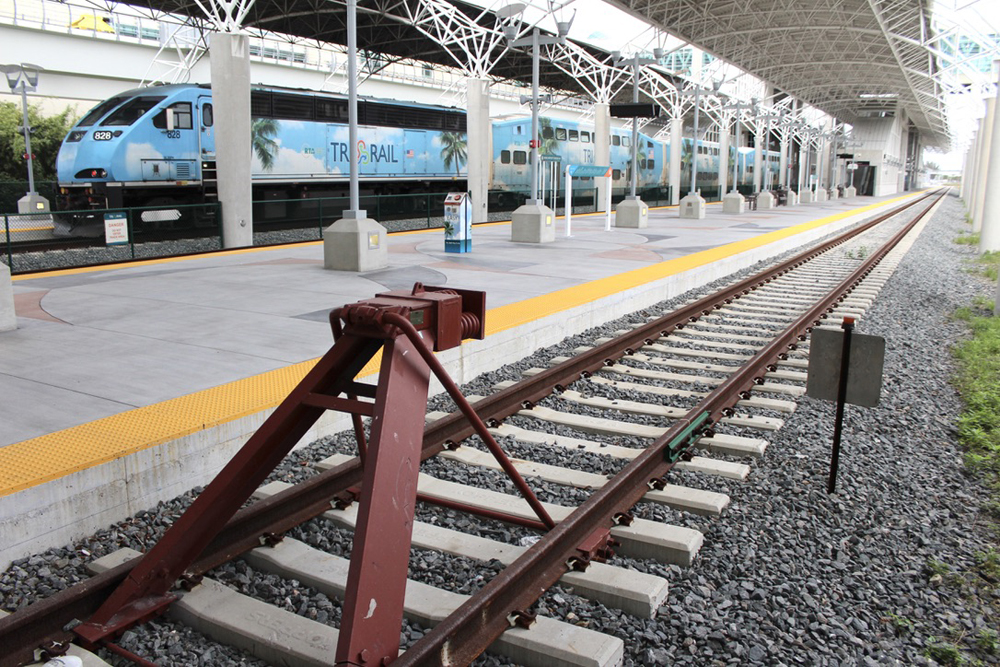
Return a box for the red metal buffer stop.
[74,284,563,666]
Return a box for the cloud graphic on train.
[125,143,165,163]
[252,145,327,175]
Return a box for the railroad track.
[0,190,946,667]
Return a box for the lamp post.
[610,49,659,228]
[758,108,782,191]
[677,78,722,219]
[1,63,49,214]
[504,9,572,242]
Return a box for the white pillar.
[467,78,490,225]
[718,123,729,195]
[669,115,682,205]
[753,123,763,193]
[594,103,611,212]
[779,134,788,189]
[981,71,1000,253]
[210,33,254,248]
[966,121,982,207]
[0,260,15,332]
[974,97,996,232]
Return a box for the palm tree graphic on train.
[681,139,694,189]
[251,118,280,171]
[439,132,468,175]
[537,117,560,157]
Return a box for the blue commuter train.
[55,83,780,233]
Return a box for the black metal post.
[828,316,855,494]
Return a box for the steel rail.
[394,189,947,664]
[0,190,940,667]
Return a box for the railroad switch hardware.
[73,282,555,667]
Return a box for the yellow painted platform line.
[0,193,919,497]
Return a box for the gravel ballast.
[2,191,997,666]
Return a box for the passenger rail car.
[55,83,781,235]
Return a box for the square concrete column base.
[829,188,839,200]
[800,190,814,204]
[615,197,649,228]
[787,190,798,205]
[511,202,556,243]
[845,186,857,197]
[757,191,775,210]
[679,193,706,219]
[0,260,16,332]
[323,214,388,271]
[17,193,50,214]
[815,189,828,202]
[722,191,745,214]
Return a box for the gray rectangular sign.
[806,328,885,407]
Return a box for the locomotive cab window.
[513,150,527,165]
[581,131,591,143]
[622,137,630,148]
[556,128,567,140]
[569,130,579,142]
[648,159,655,170]
[79,96,128,127]
[152,102,193,130]
[612,135,620,146]
[104,96,167,126]
[501,150,511,164]
[201,104,214,127]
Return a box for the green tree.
[0,102,77,181]
[439,131,467,175]
[251,118,280,171]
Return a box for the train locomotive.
[55,83,781,235]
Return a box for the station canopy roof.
[116,0,949,144]
[605,0,949,145]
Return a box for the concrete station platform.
[0,192,923,567]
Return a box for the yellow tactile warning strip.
[0,193,920,496]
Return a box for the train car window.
[202,104,214,127]
[556,128,567,140]
[250,90,272,117]
[569,130,579,142]
[78,96,128,127]
[622,136,630,148]
[613,169,621,180]
[152,102,192,130]
[513,151,527,165]
[501,150,511,164]
[542,126,554,139]
[581,132,591,143]
[647,141,653,148]
[516,125,524,135]
[612,135,620,146]
[152,102,193,130]
[315,98,349,122]
[273,93,315,121]
[103,96,166,126]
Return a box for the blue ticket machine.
[444,192,471,253]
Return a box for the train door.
[403,130,428,176]
[198,96,215,161]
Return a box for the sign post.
[104,211,129,246]
[805,316,885,493]
[443,192,471,253]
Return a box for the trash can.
[443,192,471,253]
